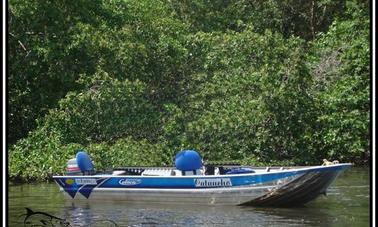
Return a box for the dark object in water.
[21,208,70,226]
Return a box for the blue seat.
[225,167,255,174]
[76,151,94,174]
[174,150,202,171]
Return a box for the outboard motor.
[174,150,202,175]
[66,158,81,174]
[76,150,95,175]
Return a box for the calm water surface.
[9,167,370,226]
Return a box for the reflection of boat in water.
[64,199,338,226]
[53,150,351,206]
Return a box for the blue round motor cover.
[76,151,94,172]
[174,150,202,171]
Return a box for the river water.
[8,167,370,226]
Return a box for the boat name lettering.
[119,179,142,186]
[194,178,232,187]
[75,178,97,185]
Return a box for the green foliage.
[165,29,317,163]
[8,0,189,143]
[8,0,125,143]
[309,2,370,163]
[9,133,170,182]
[9,126,73,181]
[8,0,370,181]
[43,68,161,144]
[169,0,346,40]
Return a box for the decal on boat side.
[194,178,232,187]
[65,179,74,185]
[118,179,142,186]
[57,177,108,199]
[75,178,97,185]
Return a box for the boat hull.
[54,164,351,206]
[62,187,273,205]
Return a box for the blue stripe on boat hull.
[99,171,302,189]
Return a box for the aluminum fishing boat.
[53,150,351,206]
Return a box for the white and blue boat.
[53,150,351,206]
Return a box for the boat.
[53,150,351,206]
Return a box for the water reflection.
[62,203,119,226]
[63,200,334,227]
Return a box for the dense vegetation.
[8,0,370,181]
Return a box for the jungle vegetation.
[8,0,370,181]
